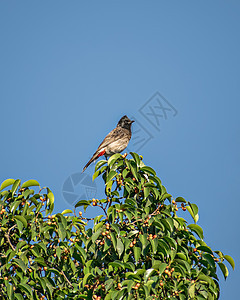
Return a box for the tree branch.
[5,224,17,251]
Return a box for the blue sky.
[0,1,239,298]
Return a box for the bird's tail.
[82,149,106,173]
[82,155,97,173]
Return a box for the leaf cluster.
[0,153,234,299]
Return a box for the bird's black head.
[117,115,135,130]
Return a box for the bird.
[82,115,134,172]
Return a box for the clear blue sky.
[0,1,239,298]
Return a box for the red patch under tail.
[97,149,106,157]
[82,149,106,173]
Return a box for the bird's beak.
[131,120,135,123]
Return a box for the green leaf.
[92,228,102,243]
[188,284,195,298]
[214,250,224,259]
[10,200,22,214]
[124,262,135,272]
[155,262,167,276]
[75,200,91,208]
[95,159,107,171]
[198,273,213,286]
[175,259,191,274]
[93,166,107,181]
[11,179,21,195]
[58,222,66,240]
[94,220,104,232]
[186,203,199,223]
[175,197,187,203]
[105,279,114,292]
[110,232,117,250]
[143,187,150,199]
[130,152,141,166]
[38,242,47,254]
[55,247,61,260]
[15,219,23,233]
[224,255,235,270]
[144,268,155,282]
[134,247,141,262]
[111,223,120,235]
[127,230,138,238]
[150,238,158,254]
[139,233,148,252]
[202,253,216,269]
[22,189,34,198]
[188,224,203,239]
[21,180,40,188]
[176,253,187,261]
[106,170,117,183]
[161,193,172,201]
[140,166,156,176]
[129,160,139,180]
[14,215,28,228]
[34,257,47,266]
[39,277,47,292]
[108,153,123,167]
[14,294,24,300]
[0,178,15,191]
[61,209,73,215]
[47,191,54,212]
[75,244,87,261]
[197,246,213,255]
[164,236,177,250]
[13,258,27,274]
[109,260,125,269]
[18,283,33,297]
[122,279,134,293]
[162,217,174,232]
[106,180,113,193]
[82,273,94,287]
[116,238,124,257]
[45,278,53,297]
[7,282,14,300]
[7,250,16,262]
[218,262,229,279]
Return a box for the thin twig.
[60,270,73,288]
[104,201,109,213]
[5,224,17,251]
[150,203,162,216]
[39,186,47,194]
[45,261,73,288]
[129,204,162,225]
[5,234,15,251]
[81,217,95,221]
[98,204,107,216]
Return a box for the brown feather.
[82,116,134,172]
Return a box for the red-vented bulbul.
[82,115,134,172]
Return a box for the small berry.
[117,283,122,289]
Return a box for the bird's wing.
[97,127,126,151]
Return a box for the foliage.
[0,153,234,299]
